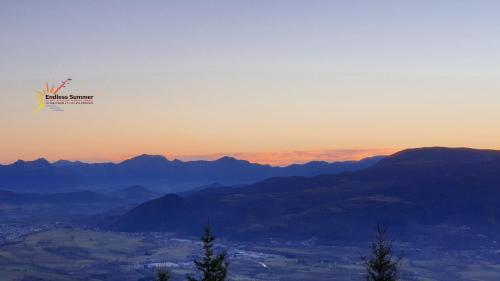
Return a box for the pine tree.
[362,225,401,281]
[187,225,229,281]
[156,268,170,281]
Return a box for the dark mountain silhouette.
[110,194,201,233]
[0,155,384,192]
[109,147,500,242]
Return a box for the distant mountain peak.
[53,160,85,167]
[214,156,249,164]
[133,154,168,161]
[120,154,169,165]
[216,156,237,161]
[13,158,51,167]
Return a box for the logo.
[34,78,94,112]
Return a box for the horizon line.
[6,146,498,167]
[0,148,401,167]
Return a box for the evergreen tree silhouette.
[363,225,401,281]
[187,225,229,281]
[156,268,170,281]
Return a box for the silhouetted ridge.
[0,154,385,191]
[214,156,242,163]
[110,147,500,241]
[12,158,51,167]
[376,147,500,167]
[120,154,170,165]
[53,160,86,167]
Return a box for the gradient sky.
[1,0,500,165]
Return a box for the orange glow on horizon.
[0,149,399,167]
[173,148,398,166]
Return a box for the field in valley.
[1,227,500,281]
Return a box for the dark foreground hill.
[0,155,384,192]
[109,147,500,242]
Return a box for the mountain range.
[0,155,384,192]
[109,147,500,243]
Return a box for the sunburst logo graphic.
[34,78,72,112]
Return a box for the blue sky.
[1,1,500,164]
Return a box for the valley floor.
[1,225,500,281]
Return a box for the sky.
[1,0,500,165]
